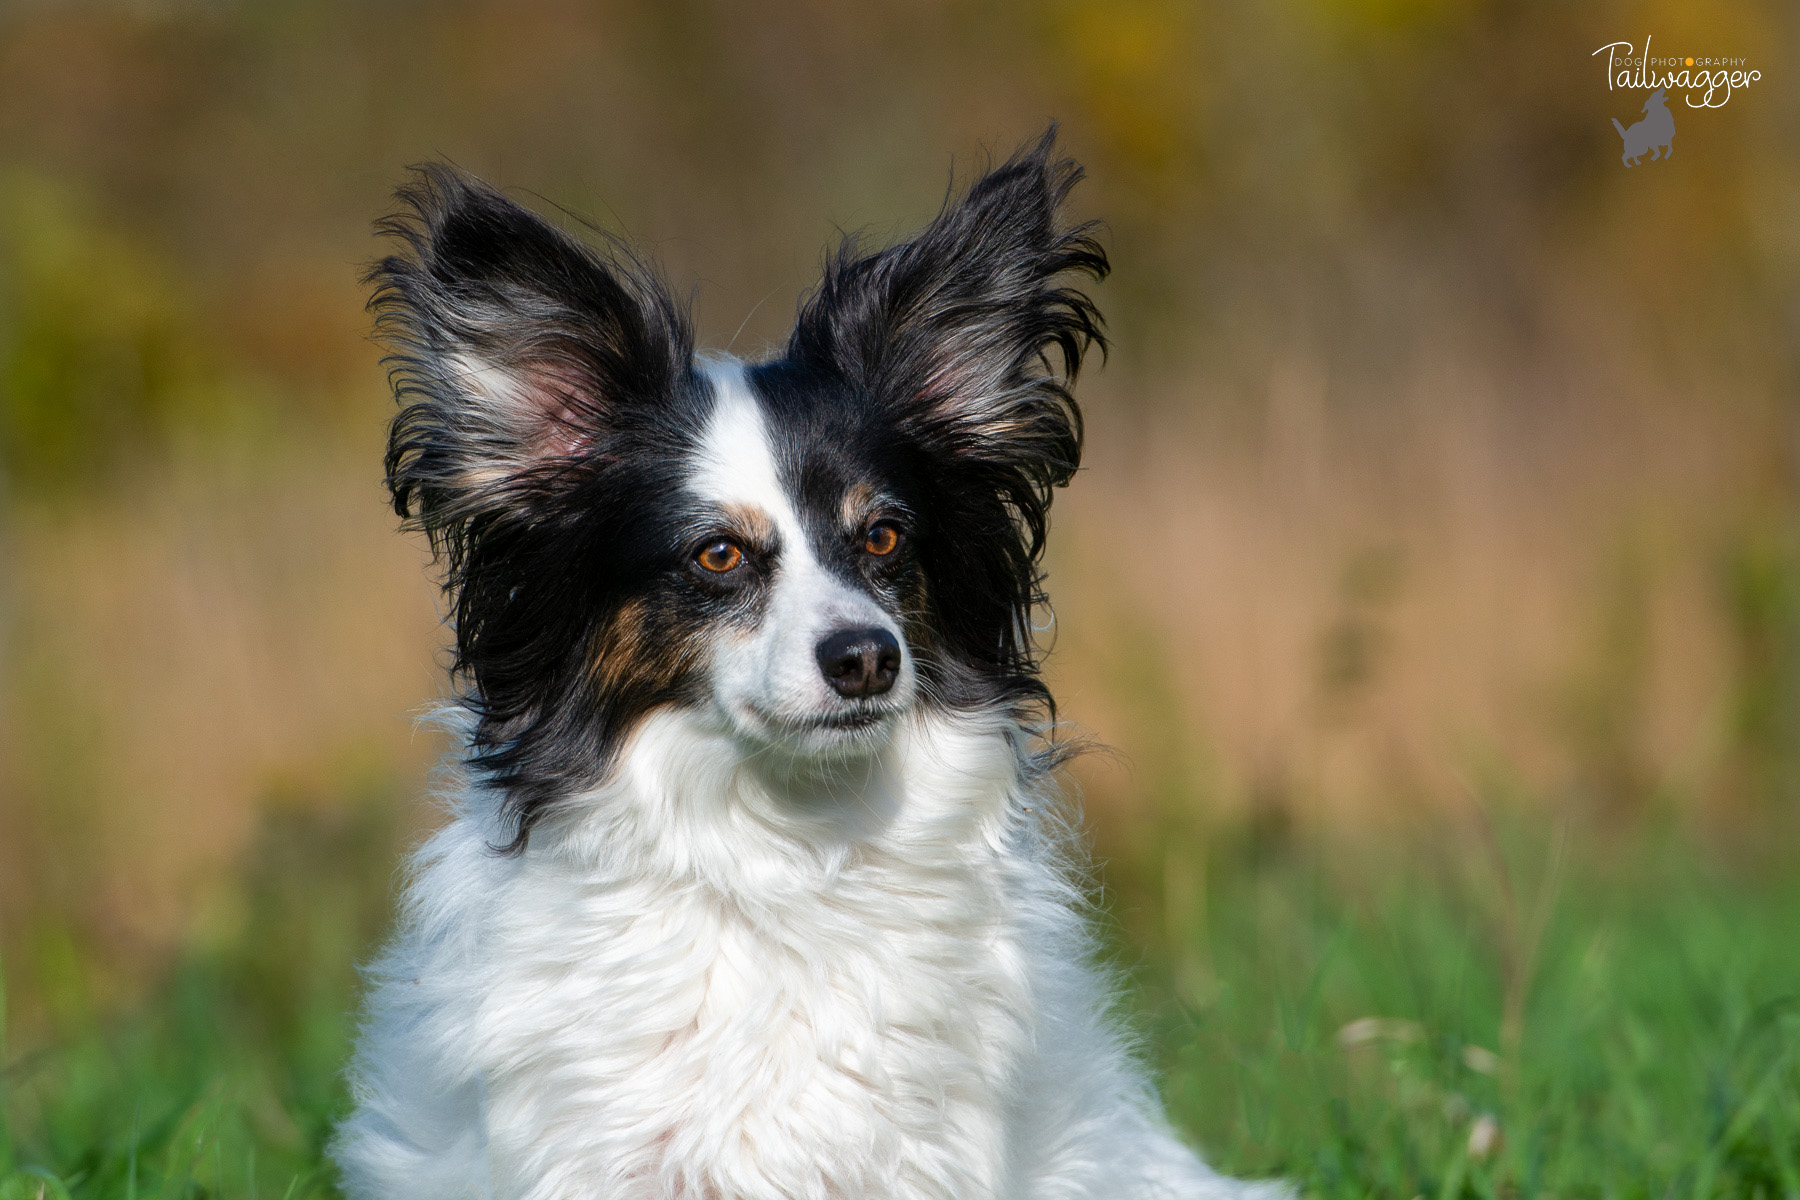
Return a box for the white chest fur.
[335,710,1230,1200]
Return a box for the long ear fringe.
[367,166,696,855]
[786,127,1108,701]
[791,126,1107,540]
[368,163,693,576]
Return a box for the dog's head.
[373,130,1106,848]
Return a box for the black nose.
[815,626,902,699]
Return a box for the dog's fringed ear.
[786,127,1107,551]
[371,165,691,556]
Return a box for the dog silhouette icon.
[1613,88,1675,166]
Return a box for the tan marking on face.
[591,598,696,696]
[839,483,877,530]
[718,503,777,550]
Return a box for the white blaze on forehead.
[690,358,807,548]
[687,358,913,738]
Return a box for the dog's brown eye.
[864,522,901,556]
[695,540,743,573]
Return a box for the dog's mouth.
[740,701,899,740]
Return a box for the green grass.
[1142,818,1800,1197]
[4,808,1797,1198]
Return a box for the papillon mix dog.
[334,130,1276,1200]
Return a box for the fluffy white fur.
[333,700,1276,1200]
[337,357,1283,1199]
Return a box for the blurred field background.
[3,1,1799,1196]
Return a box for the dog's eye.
[864,522,902,557]
[695,539,744,573]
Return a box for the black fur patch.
[778,127,1108,715]
[371,130,1107,850]
[372,166,717,851]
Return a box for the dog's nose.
[815,627,902,699]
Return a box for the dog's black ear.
[371,165,691,554]
[787,127,1107,550]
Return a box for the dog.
[332,130,1281,1200]
[1613,87,1675,166]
